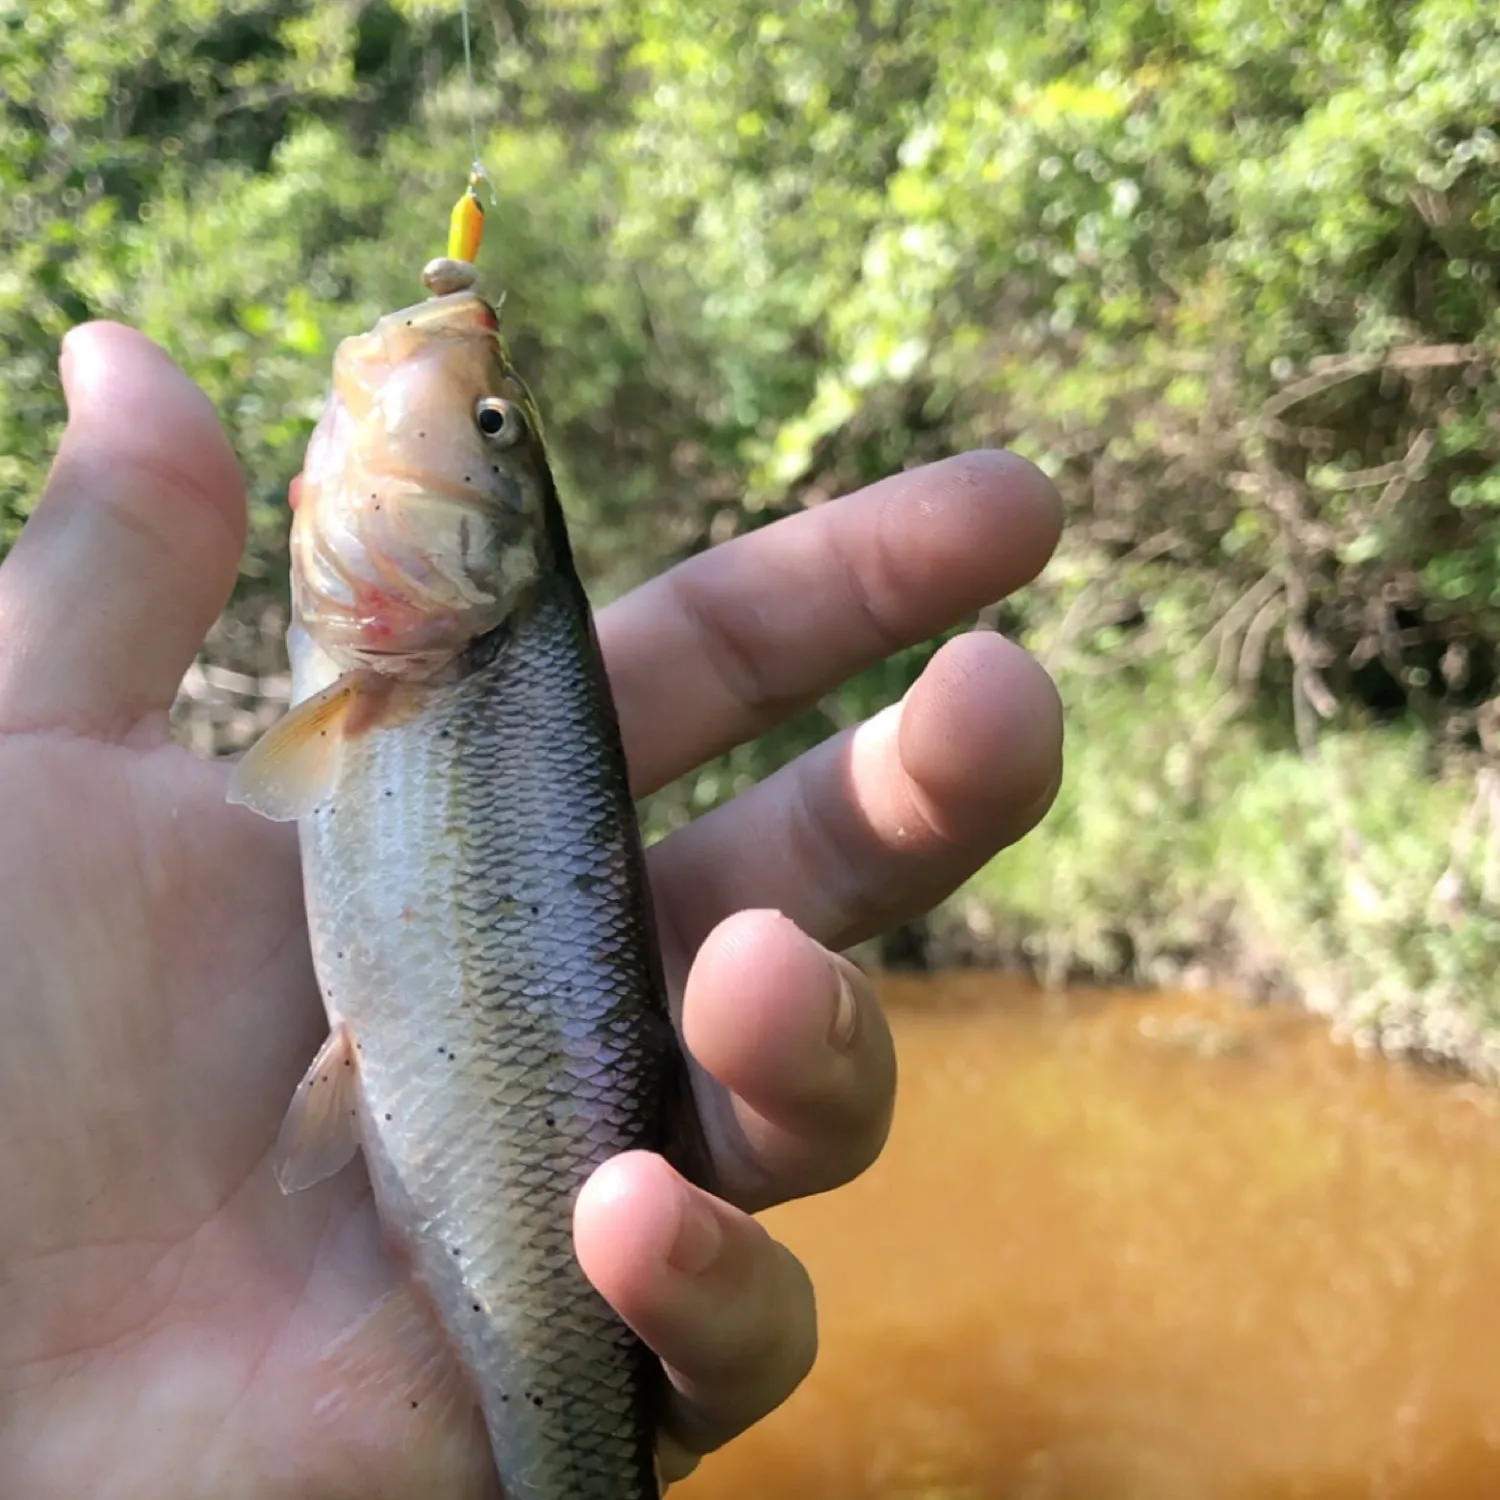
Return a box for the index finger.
[596,450,1062,797]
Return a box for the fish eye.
[475,397,525,447]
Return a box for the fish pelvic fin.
[273,1023,363,1193]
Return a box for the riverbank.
[903,659,1500,1082]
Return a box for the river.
[678,975,1500,1499]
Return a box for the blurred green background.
[2,0,1498,1069]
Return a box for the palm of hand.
[0,324,1062,1498]
[0,734,450,1493]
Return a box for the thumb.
[0,322,247,736]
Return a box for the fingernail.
[828,968,860,1053]
[668,1181,723,1276]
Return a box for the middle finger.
[648,628,1063,970]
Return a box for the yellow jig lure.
[447,173,486,264]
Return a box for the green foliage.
[970,654,1500,1070]
[3,0,1500,1055]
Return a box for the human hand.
[0,324,1062,1496]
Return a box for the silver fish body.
[293,562,672,1499]
[231,272,697,1499]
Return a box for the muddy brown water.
[678,976,1500,1500]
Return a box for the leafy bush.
[3,0,1499,1058]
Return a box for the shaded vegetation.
[3,1,1499,1066]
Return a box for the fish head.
[291,287,553,678]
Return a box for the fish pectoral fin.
[273,1024,363,1193]
[315,1286,493,1500]
[225,674,367,822]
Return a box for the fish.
[227,256,706,1499]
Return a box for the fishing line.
[461,0,488,190]
[445,0,491,264]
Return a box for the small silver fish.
[229,259,705,1499]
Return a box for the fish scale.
[296,567,672,1499]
